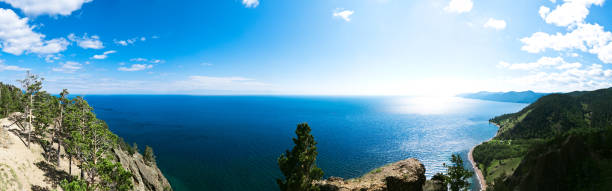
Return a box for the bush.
[144,145,156,166]
[60,178,88,191]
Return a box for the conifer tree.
[17,71,43,148]
[277,123,324,191]
[56,89,69,165]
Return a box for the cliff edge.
[314,158,428,191]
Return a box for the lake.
[85,95,527,191]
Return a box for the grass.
[0,163,21,190]
[483,157,522,185]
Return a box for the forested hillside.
[0,72,171,191]
[473,87,612,190]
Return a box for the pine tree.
[143,145,156,166]
[277,123,324,191]
[444,154,473,191]
[17,71,43,148]
[56,89,69,166]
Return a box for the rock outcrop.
[114,148,172,191]
[315,158,427,191]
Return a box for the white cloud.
[44,54,62,63]
[0,0,93,16]
[539,0,604,27]
[128,57,164,63]
[444,0,473,13]
[68,33,104,49]
[52,61,82,73]
[483,18,506,30]
[0,60,29,71]
[174,76,269,91]
[0,8,69,55]
[114,37,149,46]
[91,50,116,59]
[520,23,612,63]
[242,0,259,8]
[333,9,354,22]
[498,56,572,70]
[118,64,153,72]
[509,64,612,92]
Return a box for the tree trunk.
[69,154,72,175]
[48,129,54,161]
[56,102,63,166]
[27,94,32,148]
[80,166,85,180]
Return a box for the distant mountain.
[472,87,612,190]
[458,91,549,103]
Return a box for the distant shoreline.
[469,122,500,191]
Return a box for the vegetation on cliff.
[473,87,612,190]
[0,72,168,191]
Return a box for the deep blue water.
[84,95,527,191]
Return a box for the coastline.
[468,122,500,191]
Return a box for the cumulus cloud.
[68,33,104,49]
[0,8,69,55]
[52,61,82,73]
[539,0,604,27]
[0,0,93,16]
[521,23,612,63]
[333,9,354,22]
[242,0,259,8]
[483,18,506,30]
[444,0,473,13]
[91,50,116,59]
[118,64,153,72]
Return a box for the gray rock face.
[315,158,426,191]
[114,148,172,191]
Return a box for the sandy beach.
[468,122,500,191]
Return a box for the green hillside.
[473,87,612,190]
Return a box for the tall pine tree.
[277,123,324,191]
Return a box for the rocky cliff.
[114,148,172,191]
[314,158,428,191]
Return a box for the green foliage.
[144,145,156,166]
[472,139,545,168]
[96,158,133,191]
[277,123,324,191]
[444,154,473,191]
[60,178,88,191]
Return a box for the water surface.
[85,95,526,191]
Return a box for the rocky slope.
[314,158,429,191]
[114,147,172,191]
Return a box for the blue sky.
[0,0,611,95]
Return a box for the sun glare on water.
[391,96,475,115]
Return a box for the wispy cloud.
[52,61,82,73]
[68,33,104,49]
[0,60,29,71]
[91,50,117,60]
[118,64,153,72]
